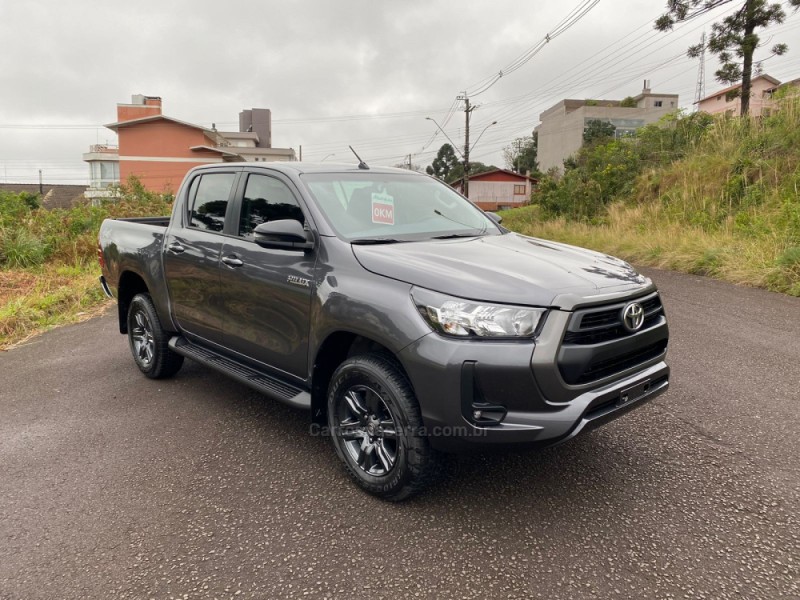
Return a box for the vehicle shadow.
[174,360,666,532]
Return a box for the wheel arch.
[310,331,412,424]
[117,271,149,334]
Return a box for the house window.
[654,100,663,107]
[513,184,526,195]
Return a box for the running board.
[169,336,311,410]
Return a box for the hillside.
[502,93,800,296]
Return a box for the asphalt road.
[1,268,798,600]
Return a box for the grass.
[0,263,109,349]
[502,93,800,297]
[0,178,172,350]
[501,200,800,297]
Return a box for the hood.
[351,232,651,307]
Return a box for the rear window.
[188,173,236,232]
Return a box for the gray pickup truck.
[98,162,669,500]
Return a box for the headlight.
[411,288,546,338]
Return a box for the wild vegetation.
[0,178,173,348]
[501,92,800,296]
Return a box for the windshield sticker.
[371,192,395,225]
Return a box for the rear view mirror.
[254,219,313,251]
[486,212,503,225]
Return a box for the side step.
[169,336,311,410]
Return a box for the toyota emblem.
[622,302,645,332]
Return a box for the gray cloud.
[1,0,799,184]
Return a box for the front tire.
[327,354,439,501]
[127,293,184,379]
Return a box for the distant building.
[695,74,792,117]
[451,169,537,211]
[86,95,297,194]
[82,144,119,201]
[535,82,678,173]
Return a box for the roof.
[185,161,420,176]
[188,145,242,157]
[0,184,88,209]
[451,169,538,185]
[696,74,781,104]
[219,131,260,141]
[104,114,215,134]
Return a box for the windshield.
[299,172,501,242]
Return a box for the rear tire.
[327,354,439,501]
[127,293,184,379]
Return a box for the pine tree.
[656,0,800,115]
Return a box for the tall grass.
[0,178,174,348]
[503,93,800,296]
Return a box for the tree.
[425,143,460,180]
[655,0,800,116]
[502,135,539,174]
[583,119,616,144]
[620,96,637,108]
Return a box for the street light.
[321,153,335,162]
[424,117,464,159]
[470,121,498,154]
[425,116,499,197]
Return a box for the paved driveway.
[1,268,798,599]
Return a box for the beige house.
[535,82,678,173]
[451,169,537,211]
[695,74,782,116]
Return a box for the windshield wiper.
[433,209,488,235]
[431,233,482,240]
[350,238,405,245]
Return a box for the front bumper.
[398,308,669,453]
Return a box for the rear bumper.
[99,275,113,299]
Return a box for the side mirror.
[254,219,313,251]
[485,212,503,225]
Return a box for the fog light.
[473,410,483,420]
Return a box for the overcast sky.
[1,0,799,185]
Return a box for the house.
[86,95,297,194]
[451,169,537,211]
[535,82,678,173]
[695,74,780,116]
[0,183,88,209]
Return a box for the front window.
[300,172,501,242]
[239,173,305,239]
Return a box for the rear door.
[218,170,316,378]
[164,170,239,344]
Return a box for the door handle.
[167,241,185,254]
[222,255,244,267]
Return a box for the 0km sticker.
[371,192,395,225]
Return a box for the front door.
[218,171,316,378]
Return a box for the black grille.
[557,293,668,385]
[565,294,664,345]
[574,339,667,384]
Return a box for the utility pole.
[694,31,706,110]
[39,170,43,195]
[516,139,523,173]
[458,93,476,197]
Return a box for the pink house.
[696,74,781,116]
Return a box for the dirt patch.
[0,271,37,306]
